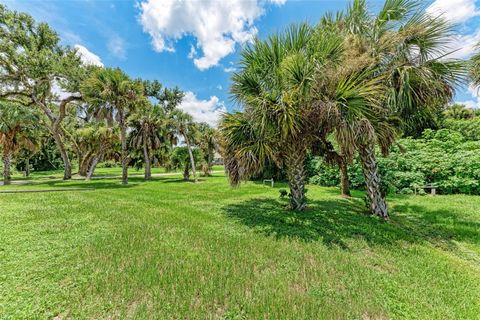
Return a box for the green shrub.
[308,127,480,195]
[97,160,119,168]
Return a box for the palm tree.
[129,103,173,180]
[317,0,466,217]
[169,109,199,182]
[197,123,218,176]
[222,24,340,210]
[471,43,480,86]
[0,102,38,185]
[84,124,118,180]
[170,146,203,181]
[81,67,144,185]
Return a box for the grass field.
[5,165,225,180]
[1,170,480,319]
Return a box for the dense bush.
[96,161,119,168]
[308,128,480,195]
[443,118,480,141]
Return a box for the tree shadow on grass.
[222,196,480,249]
[161,178,207,184]
[28,179,139,190]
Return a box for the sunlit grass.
[1,173,479,319]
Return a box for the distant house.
[213,151,223,165]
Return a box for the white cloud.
[456,100,480,109]
[108,34,126,59]
[468,83,480,97]
[216,84,223,90]
[179,91,227,127]
[138,0,286,70]
[188,45,197,59]
[458,84,480,109]
[74,44,104,67]
[223,67,237,73]
[427,0,479,23]
[446,28,480,59]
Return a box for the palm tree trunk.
[183,164,190,181]
[119,115,128,185]
[207,150,213,176]
[285,148,306,211]
[78,153,92,177]
[184,134,197,183]
[52,131,72,180]
[358,143,388,218]
[338,157,351,197]
[86,154,101,180]
[3,149,12,185]
[143,140,151,180]
[25,157,30,177]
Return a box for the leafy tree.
[0,102,37,184]
[444,104,475,120]
[0,5,86,180]
[142,80,184,113]
[170,146,203,181]
[81,67,144,185]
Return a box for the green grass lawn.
[1,172,479,319]
[6,165,225,181]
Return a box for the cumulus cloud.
[138,0,286,70]
[179,91,227,127]
[446,29,480,59]
[427,0,479,23]
[427,0,480,60]
[74,44,103,67]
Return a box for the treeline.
[0,5,219,185]
[309,105,480,195]
[218,0,480,218]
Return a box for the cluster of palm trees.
[220,0,472,218]
[0,5,218,185]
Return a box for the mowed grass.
[7,165,225,180]
[1,172,480,319]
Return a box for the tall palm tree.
[0,102,38,185]
[81,67,144,185]
[222,24,352,210]
[129,103,173,180]
[197,123,218,176]
[317,0,466,218]
[169,109,199,182]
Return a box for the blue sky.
[3,0,480,125]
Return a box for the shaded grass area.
[1,174,479,319]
